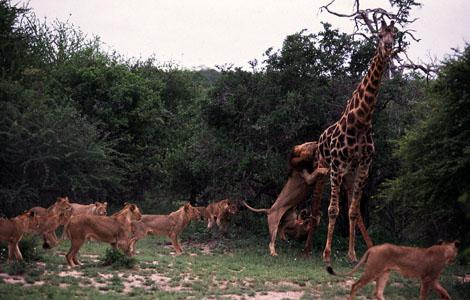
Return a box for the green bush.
[4,260,28,275]
[18,235,43,262]
[100,247,137,269]
[0,235,42,263]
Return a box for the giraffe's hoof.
[348,252,358,263]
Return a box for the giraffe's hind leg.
[343,173,374,252]
[348,161,371,262]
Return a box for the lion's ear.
[454,240,461,248]
[29,210,36,217]
[129,204,136,211]
[437,239,444,245]
[104,202,108,207]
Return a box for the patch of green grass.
[0,227,468,299]
[109,274,124,293]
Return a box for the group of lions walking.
[0,196,240,267]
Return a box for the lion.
[130,203,201,255]
[128,220,152,256]
[70,201,108,216]
[327,241,460,300]
[278,208,312,241]
[198,198,239,234]
[60,201,108,240]
[65,203,142,267]
[243,141,329,256]
[30,196,73,248]
[0,210,39,261]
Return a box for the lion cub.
[198,198,239,234]
[328,241,460,300]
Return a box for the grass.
[0,223,468,299]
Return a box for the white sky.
[26,0,469,69]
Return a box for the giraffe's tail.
[327,249,370,277]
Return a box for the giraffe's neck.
[341,50,387,128]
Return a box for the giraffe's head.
[377,20,396,59]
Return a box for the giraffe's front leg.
[323,164,344,264]
[348,161,371,262]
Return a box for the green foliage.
[380,45,470,244]
[100,247,137,269]
[3,260,28,275]
[0,236,43,263]
[18,235,44,262]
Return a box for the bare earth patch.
[58,270,83,278]
[0,273,26,285]
[0,273,44,287]
[212,291,305,299]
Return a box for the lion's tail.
[327,249,370,277]
[242,201,268,214]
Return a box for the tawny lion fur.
[65,203,142,267]
[61,201,108,240]
[278,208,312,241]
[0,210,39,261]
[328,241,460,300]
[243,141,328,256]
[129,203,201,255]
[70,201,108,216]
[198,198,238,234]
[30,196,73,249]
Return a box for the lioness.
[278,208,311,241]
[327,241,460,300]
[65,203,142,267]
[243,141,329,256]
[30,196,73,248]
[70,201,108,216]
[61,201,108,240]
[132,203,201,254]
[198,198,239,234]
[129,220,152,256]
[0,210,39,261]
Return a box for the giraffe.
[304,20,397,264]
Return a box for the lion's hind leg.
[374,271,390,300]
[431,280,451,300]
[348,269,376,300]
[66,237,85,268]
[267,207,289,256]
[419,280,432,300]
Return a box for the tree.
[379,45,470,244]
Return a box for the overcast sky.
[26,0,469,69]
